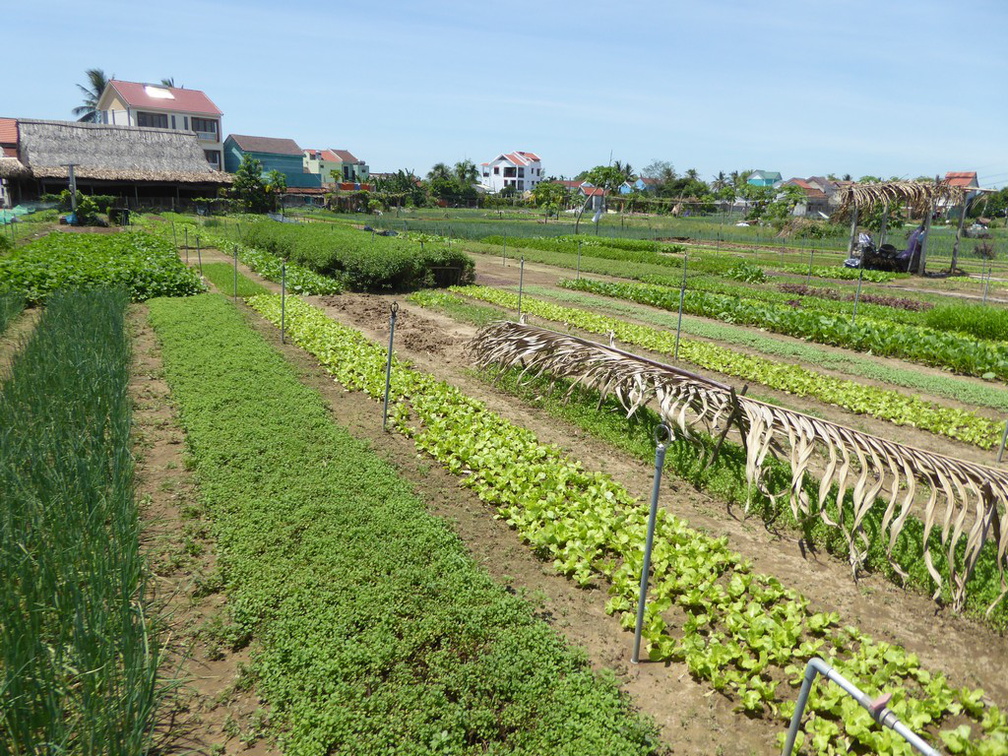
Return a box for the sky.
[5,0,1008,187]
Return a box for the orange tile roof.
[0,117,17,145]
[945,171,977,187]
[108,80,222,115]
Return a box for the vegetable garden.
[3,217,1008,754]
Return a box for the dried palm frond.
[834,180,968,219]
[470,321,1008,615]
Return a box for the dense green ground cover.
[1,291,159,754]
[250,294,1007,755]
[230,220,475,291]
[0,231,203,303]
[432,287,1004,449]
[563,279,1008,380]
[199,262,269,298]
[0,293,24,334]
[147,293,660,755]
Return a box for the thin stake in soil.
[632,423,670,664]
[382,302,399,431]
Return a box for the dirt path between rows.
[190,249,1007,753]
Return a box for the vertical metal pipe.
[233,247,238,300]
[503,235,507,266]
[517,257,525,321]
[673,253,687,361]
[196,236,202,275]
[806,247,814,286]
[851,265,865,325]
[998,419,1008,464]
[577,240,582,279]
[632,424,670,664]
[782,657,941,756]
[184,226,189,263]
[983,259,992,305]
[281,262,287,344]
[382,302,399,431]
[172,220,178,251]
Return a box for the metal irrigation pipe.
[851,264,865,325]
[233,246,239,300]
[196,235,202,275]
[673,252,687,361]
[781,657,940,756]
[631,423,671,664]
[517,257,525,321]
[998,419,1008,465]
[576,240,582,280]
[382,302,399,431]
[280,262,287,344]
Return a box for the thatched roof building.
[1,119,231,204]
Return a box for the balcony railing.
[195,131,219,142]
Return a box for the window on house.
[503,167,516,177]
[171,115,176,129]
[204,150,221,169]
[517,168,525,177]
[137,111,168,128]
[518,180,524,190]
[191,118,219,138]
[184,116,189,130]
[493,166,499,175]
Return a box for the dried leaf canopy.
[834,180,969,218]
[470,321,1008,616]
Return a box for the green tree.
[453,159,479,187]
[232,154,271,213]
[531,181,568,222]
[73,68,112,123]
[581,165,624,192]
[427,162,452,182]
[264,169,287,212]
[160,77,175,88]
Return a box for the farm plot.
[1,291,160,755]
[221,219,475,291]
[147,293,661,755]
[0,230,203,303]
[249,292,1008,754]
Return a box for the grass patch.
[0,292,25,335]
[199,262,269,298]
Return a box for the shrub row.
[0,231,203,303]
[248,293,1007,755]
[148,293,661,755]
[1,291,158,754]
[562,278,1008,380]
[234,220,475,291]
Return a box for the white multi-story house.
[96,80,224,170]
[480,151,542,193]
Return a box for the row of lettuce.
[469,232,1008,343]
[429,287,1006,450]
[249,293,1007,755]
[146,293,663,754]
[1,292,158,754]
[561,278,1008,381]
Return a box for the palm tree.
[453,159,479,187]
[427,162,452,182]
[73,68,112,123]
[160,77,175,88]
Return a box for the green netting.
[0,206,34,225]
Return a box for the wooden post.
[919,197,935,275]
[950,196,968,273]
[878,203,889,249]
[847,206,859,256]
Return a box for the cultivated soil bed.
[181,248,1007,753]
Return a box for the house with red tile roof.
[480,151,543,194]
[0,117,18,206]
[303,148,369,184]
[781,177,830,217]
[96,80,224,170]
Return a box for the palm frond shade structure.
[469,321,1008,616]
[833,179,969,218]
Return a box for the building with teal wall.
[224,134,321,188]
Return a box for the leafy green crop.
[149,293,661,755]
[925,303,1008,343]
[1,291,159,754]
[248,293,1008,754]
[443,287,1004,449]
[199,262,269,298]
[0,231,204,303]
[232,220,475,291]
[0,292,24,335]
[562,278,1008,381]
